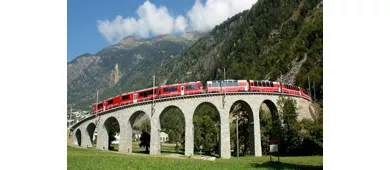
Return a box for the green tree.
[277,96,302,155]
[139,131,150,153]
[139,119,151,133]
[194,115,219,154]
[298,102,323,155]
[107,120,120,151]
[138,120,151,153]
[259,105,272,155]
[160,108,185,151]
[192,104,220,155]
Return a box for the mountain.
[68,0,323,111]
[67,32,205,110]
[156,0,323,101]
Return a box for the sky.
[67,0,257,62]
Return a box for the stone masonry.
[71,93,312,159]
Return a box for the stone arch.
[75,129,81,146]
[261,100,278,118]
[229,100,256,156]
[159,105,186,154]
[86,123,96,147]
[193,102,221,157]
[260,99,280,140]
[128,110,150,153]
[103,116,120,151]
[258,99,281,155]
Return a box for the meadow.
[67,145,323,170]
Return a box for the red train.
[92,80,310,114]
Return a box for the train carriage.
[222,80,248,92]
[104,95,121,110]
[281,83,300,96]
[119,92,134,106]
[206,81,222,93]
[249,80,280,93]
[184,81,204,95]
[159,84,182,98]
[135,87,159,102]
[92,102,104,114]
[300,88,311,100]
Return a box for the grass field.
[67,145,323,170]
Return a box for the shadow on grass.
[251,161,323,170]
[160,150,184,155]
[133,150,150,154]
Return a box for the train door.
[103,102,106,111]
[133,93,137,103]
[181,86,184,96]
[244,81,248,91]
[278,82,282,93]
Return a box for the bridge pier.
[119,120,132,153]
[220,108,231,159]
[184,116,194,157]
[72,129,78,146]
[149,115,161,155]
[81,129,92,148]
[251,105,262,157]
[96,123,109,150]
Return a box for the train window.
[186,84,196,90]
[271,82,274,87]
[98,104,103,108]
[198,84,203,88]
[140,91,148,97]
[228,81,233,87]
[164,87,178,92]
[261,81,265,87]
[234,81,238,86]
[122,95,130,100]
[108,99,113,105]
[254,81,257,86]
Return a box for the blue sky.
[67,0,257,62]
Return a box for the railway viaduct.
[70,92,312,159]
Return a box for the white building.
[103,131,168,144]
[160,132,169,143]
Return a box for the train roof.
[136,86,158,92]
[161,81,201,87]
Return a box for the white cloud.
[187,0,257,32]
[97,1,188,43]
[174,15,188,33]
[136,1,174,35]
[97,16,149,43]
[97,0,257,43]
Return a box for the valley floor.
[67,145,323,170]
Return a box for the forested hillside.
[158,0,323,102]
[67,33,204,110]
